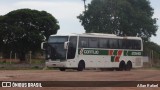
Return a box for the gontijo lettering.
[83,50,99,55]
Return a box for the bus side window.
[127,40,134,49]
[109,39,117,49]
[79,37,88,48]
[89,38,98,48]
[136,40,141,50]
[124,40,141,50]
[109,39,113,49]
[118,39,123,49]
[99,38,108,48]
[114,39,118,49]
[122,40,126,49]
[132,40,137,50]
[67,36,77,59]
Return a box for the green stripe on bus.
[124,51,143,56]
[78,49,143,56]
[113,50,118,55]
[111,56,114,62]
[78,49,108,55]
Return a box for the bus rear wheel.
[118,61,126,71]
[126,61,132,71]
[77,61,85,71]
[59,68,66,71]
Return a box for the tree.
[0,9,60,61]
[78,0,158,40]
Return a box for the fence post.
[15,53,17,61]
[10,51,12,64]
[0,52,2,59]
[152,50,154,66]
[29,51,32,64]
[149,50,153,67]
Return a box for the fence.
[0,51,45,64]
[143,49,160,68]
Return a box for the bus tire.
[108,68,115,71]
[118,61,125,71]
[126,61,132,71]
[59,68,66,71]
[77,61,85,71]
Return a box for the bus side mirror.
[64,42,69,49]
[41,42,47,50]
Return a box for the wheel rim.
[119,62,125,71]
[126,62,132,71]
[78,62,84,71]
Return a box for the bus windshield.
[47,36,68,61]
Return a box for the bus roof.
[51,33,142,40]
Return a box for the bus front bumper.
[45,60,66,68]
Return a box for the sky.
[0,0,160,45]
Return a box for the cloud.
[13,1,84,19]
[0,4,15,15]
[153,9,160,20]
[0,0,85,35]
[11,0,85,34]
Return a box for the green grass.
[0,61,17,64]
[0,59,45,64]
[0,66,43,70]
[29,59,45,64]
[0,66,57,70]
[152,66,160,70]
[0,59,47,70]
[0,61,45,70]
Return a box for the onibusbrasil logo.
[1,82,42,87]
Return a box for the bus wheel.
[126,61,132,71]
[118,61,125,71]
[109,68,115,71]
[59,68,66,71]
[77,61,85,71]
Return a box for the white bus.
[41,33,143,71]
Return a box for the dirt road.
[0,69,160,90]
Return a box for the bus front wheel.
[77,61,85,71]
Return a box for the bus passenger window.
[79,37,88,48]
[109,39,118,49]
[118,39,123,49]
[89,38,98,48]
[136,40,141,50]
[122,40,126,49]
[99,39,108,48]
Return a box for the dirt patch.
[0,69,160,90]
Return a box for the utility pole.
[82,0,87,12]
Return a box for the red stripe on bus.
[118,50,123,56]
[109,50,114,55]
[115,56,120,62]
